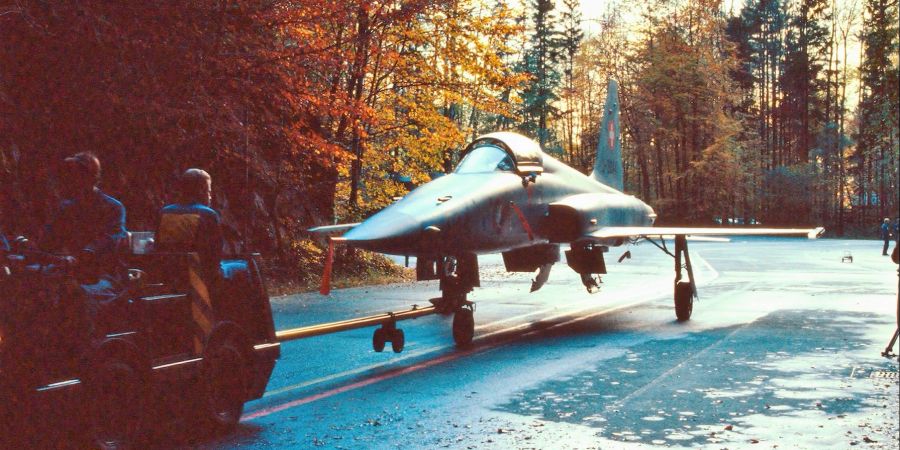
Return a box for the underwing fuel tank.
[545,193,655,245]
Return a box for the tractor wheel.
[197,336,250,433]
[85,355,149,450]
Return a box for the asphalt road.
[201,237,898,449]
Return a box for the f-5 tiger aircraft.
[311,80,822,347]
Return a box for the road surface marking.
[262,282,668,399]
[247,252,717,420]
[261,306,579,398]
[245,294,697,421]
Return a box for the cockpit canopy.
[455,146,514,174]
[460,132,544,175]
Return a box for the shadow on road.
[496,310,897,447]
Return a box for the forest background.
[1,0,898,289]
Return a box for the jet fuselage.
[343,151,655,257]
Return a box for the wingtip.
[308,223,360,234]
[808,227,825,239]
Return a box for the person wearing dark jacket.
[882,218,892,256]
[41,152,126,290]
[40,152,127,335]
[43,156,125,252]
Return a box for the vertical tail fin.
[590,79,624,191]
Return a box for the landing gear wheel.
[674,281,693,322]
[85,356,147,450]
[452,307,475,347]
[391,329,405,353]
[198,336,250,433]
[373,328,387,353]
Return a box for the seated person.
[41,152,126,295]
[156,168,224,283]
[40,152,127,335]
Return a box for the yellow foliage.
[333,0,525,219]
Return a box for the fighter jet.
[311,80,822,347]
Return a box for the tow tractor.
[0,233,280,448]
[1,232,457,448]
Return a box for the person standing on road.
[881,218,892,256]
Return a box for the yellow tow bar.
[275,305,437,344]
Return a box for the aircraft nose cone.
[343,210,423,254]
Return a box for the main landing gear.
[673,235,697,321]
[647,234,697,321]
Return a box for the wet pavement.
[201,238,898,449]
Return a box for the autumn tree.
[622,0,756,223]
[854,0,900,224]
[518,0,564,152]
[328,0,524,220]
[781,0,831,165]
[0,1,352,257]
[556,0,584,164]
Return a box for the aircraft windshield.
[455,145,514,174]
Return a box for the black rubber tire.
[452,308,475,347]
[674,281,694,322]
[391,329,405,353]
[372,328,386,353]
[198,338,249,433]
[85,356,148,450]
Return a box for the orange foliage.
[0,1,524,254]
[0,1,353,245]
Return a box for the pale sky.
[573,0,864,106]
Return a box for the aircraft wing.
[588,226,825,240]
[308,223,360,234]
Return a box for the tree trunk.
[347,7,372,210]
